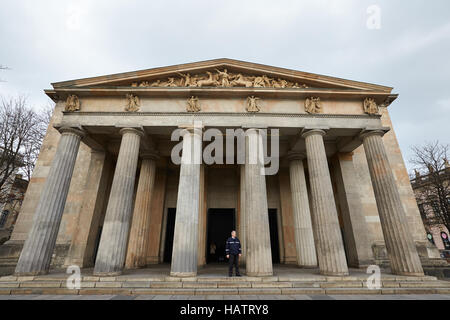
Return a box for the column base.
[170,271,197,278]
[15,270,49,276]
[392,271,425,277]
[298,265,318,269]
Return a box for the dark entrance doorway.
[207,209,236,263]
[268,209,280,263]
[163,208,176,263]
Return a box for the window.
[0,210,9,228]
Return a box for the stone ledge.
[320,282,363,288]
[195,289,238,295]
[150,282,183,288]
[95,282,122,288]
[131,288,195,295]
[19,282,61,288]
[0,282,19,288]
[251,282,293,288]
[325,288,381,295]
[183,282,218,289]
[281,288,324,295]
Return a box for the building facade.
[0,59,444,277]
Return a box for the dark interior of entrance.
[163,208,176,263]
[207,209,236,264]
[269,209,280,263]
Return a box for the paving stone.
[238,288,281,295]
[195,289,238,295]
[132,288,195,295]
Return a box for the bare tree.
[0,96,51,204]
[410,141,450,232]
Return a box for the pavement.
[1,294,450,300]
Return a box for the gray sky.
[0,0,449,171]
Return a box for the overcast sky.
[0,0,449,171]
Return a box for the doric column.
[332,153,374,267]
[15,127,85,275]
[287,152,317,267]
[170,126,202,277]
[125,152,158,269]
[239,164,247,265]
[302,129,349,276]
[93,128,143,276]
[245,128,273,276]
[197,164,207,267]
[361,130,424,276]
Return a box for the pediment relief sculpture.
[187,96,201,112]
[65,94,80,112]
[130,69,309,89]
[246,96,261,113]
[305,97,322,114]
[363,97,379,115]
[125,93,140,112]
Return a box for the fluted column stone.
[361,130,424,276]
[239,164,247,265]
[245,128,273,277]
[125,153,158,269]
[15,127,85,275]
[287,152,318,267]
[93,128,143,276]
[170,127,202,277]
[302,129,349,276]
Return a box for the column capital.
[301,128,328,139]
[141,151,160,160]
[178,125,204,135]
[286,151,306,161]
[359,128,389,140]
[57,126,86,138]
[119,127,145,137]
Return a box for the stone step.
[1,286,449,295]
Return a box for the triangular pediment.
[51,58,393,93]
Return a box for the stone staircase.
[1,272,450,296]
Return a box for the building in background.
[0,174,28,245]
[411,164,450,252]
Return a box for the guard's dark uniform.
[225,236,242,276]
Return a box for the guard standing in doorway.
[225,230,242,277]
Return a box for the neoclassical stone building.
[1,59,443,277]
